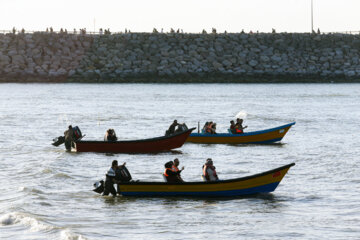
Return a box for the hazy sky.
[1,0,359,33]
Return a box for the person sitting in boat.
[234,118,247,134]
[205,122,217,134]
[229,120,236,133]
[211,123,217,134]
[166,120,180,136]
[202,158,219,181]
[164,161,182,183]
[205,121,213,134]
[64,125,74,150]
[103,160,125,196]
[104,128,118,141]
[202,122,209,133]
[172,158,184,182]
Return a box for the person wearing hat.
[202,158,219,181]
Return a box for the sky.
[1,0,359,34]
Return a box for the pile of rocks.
[1,31,360,82]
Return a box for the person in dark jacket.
[167,120,179,135]
[103,160,125,196]
[64,125,74,150]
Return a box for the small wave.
[54,173,73,179]
[0,212,56,232]
[60,230,88,240]
[18,186,44,194]
[42,168,53,174]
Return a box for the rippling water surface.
[0,83,359,239]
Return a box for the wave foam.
[0,212,55,232]
[60,230,88,240]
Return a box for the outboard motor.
[115,166,132,182]
[93,180,105,194]
[175,123,188,133]
[52,136,65,146]
[73,126,82,140]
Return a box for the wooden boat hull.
[118,163,295,197]
[75,128,195,153]
[186,122,295,144]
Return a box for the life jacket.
[106,167,116,177]
[105,167,116,182]
[172,165,179,172]
[203,165,218,181]
[235,128,243,134]
[163,168,173,177]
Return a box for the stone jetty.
[1,31,360,82]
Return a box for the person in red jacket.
[234,118,247,134]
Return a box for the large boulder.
[0,54,11,65]
[11,55,26,66]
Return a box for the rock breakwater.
[1,32,360,82]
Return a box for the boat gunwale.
[75,127,196,144]
[189,122,296,137]
[119,163,295,186]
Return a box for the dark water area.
[0,83,359,239]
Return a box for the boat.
[186,122,295,144]
[74,127,196,153]
[117,163,295,197]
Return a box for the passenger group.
[202,118,247,134]
[101,157,220,196]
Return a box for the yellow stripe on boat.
[186,122,295,144]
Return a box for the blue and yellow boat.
[117,163,295,197]
[186,122,295,144]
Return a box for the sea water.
[0,83,359,239]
